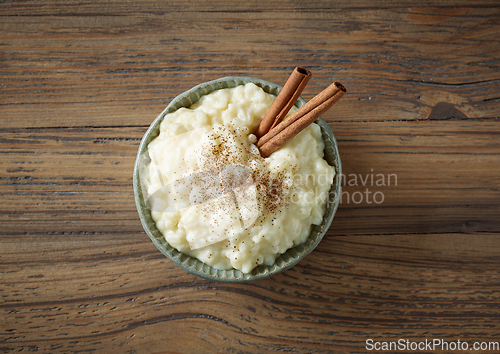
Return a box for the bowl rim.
[133,76,342,282]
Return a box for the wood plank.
[1,120,498,236]
[2,233,500,352]
[1,4,499,128]
[3,0,500,13]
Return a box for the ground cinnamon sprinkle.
[253,168,290,214]
[200,125,292,216]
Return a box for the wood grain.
[1,121,498,236]
[1,2,499,128]
[1,1,500,353]
[3,233,500,353]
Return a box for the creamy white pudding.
[141,83,334,273]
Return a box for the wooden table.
[2,1,499,353]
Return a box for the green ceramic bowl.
[133,76,342,282]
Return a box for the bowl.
[133,76,342,282]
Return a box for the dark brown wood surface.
[1,1,499,353]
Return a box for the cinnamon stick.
[258,81,346,158]
[254,67,311,138]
